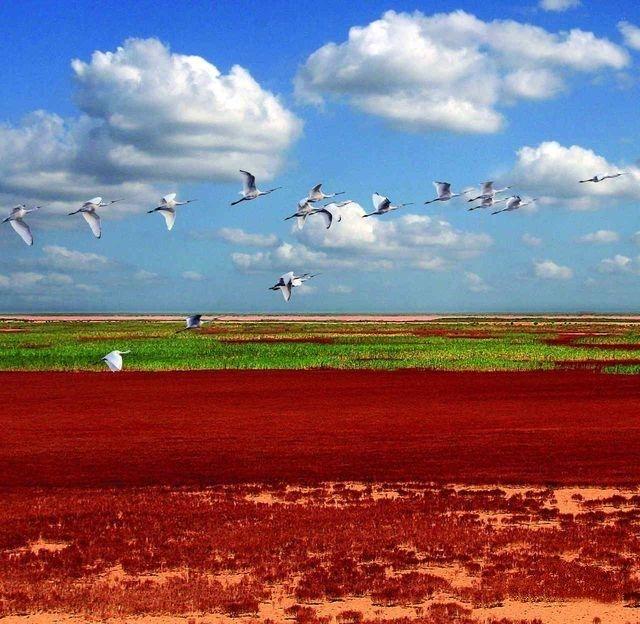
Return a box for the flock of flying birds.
[2,168,630,371]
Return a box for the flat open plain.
[2,317,640,623]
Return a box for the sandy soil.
[1,369,640,487]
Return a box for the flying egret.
[2,205,40,246]
[491,195,537,215]
[306,183,345,203]
[231,170,281,206]
[100,350,130,372]
[424,182,472,204]
[467,181,511,202]
[176,315,205,333]
[68,197,123,238]
[468,196,507,212]
[147,193,197,231]
[269,271,317,302]
[363,193,412,218]
[285,199,351,230]
[579,173,629,183]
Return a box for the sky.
[1,0,640,313]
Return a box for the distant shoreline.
[3,313,640,322]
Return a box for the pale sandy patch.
[474,598,638,624]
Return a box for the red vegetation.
[1,484,639,619]
[2,369,640,487]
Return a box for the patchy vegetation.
[3,317,640,371]
[1,483,639,622]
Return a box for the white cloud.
[0,271,90,294]
[509,141,640,210]
[295,10,627,133]
[133,269,160,282]
[539,0,580,12]
[522,233,542,247]
[618,21,640,51]
[42,245,111,271]
[534,259,573,280]
[464,271,491,292]
[0,38,301,219]
[216,227,279,247]
[182,271,204,281]
[577,230,619,244]
[232,203,492,274]
[598,254,637,274]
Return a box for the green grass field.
[2,317,640,372]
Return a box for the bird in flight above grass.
[100,350,130,372]
[176,315,205,333]
[270,271,317,302]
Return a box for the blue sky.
[1,0,640,312]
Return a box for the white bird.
[424,182,471,204]
[491,195,537,215]
[468,196,507,212]
[100,350,130,372]
[363,193,412,218]
[285,199,351,230]
[467,181,511,203]
[579,173,629,183]
[269,271,317,302]
[306,183,345,203]
[147,193,197,231]
[2,205,40,246]
[68,197,123,238]
[231,170,281,206]
[176,314,205,333]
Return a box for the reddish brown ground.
[2,369,640,487]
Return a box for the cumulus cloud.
[216,227,280,247]
[295,10,627,133]
[619,21,640,51]
[534,259,573,280]
[598,254,638,274]
[577,230,619,244]
[539,0,580,12]
[522,233,542,247]
[464,272,491,292]
[182,271,204,281]
[41,245,111,271]
[232,203,492,274]
[508,141,640,210]
[0,271,96,296]
[0,38,301,218]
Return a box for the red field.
[2,369,640,487]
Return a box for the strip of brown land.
[1,369,638,487]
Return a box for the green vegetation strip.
[1,319,640,372]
